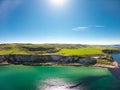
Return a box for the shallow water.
[0,65,120,90]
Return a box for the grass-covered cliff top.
[57,46,104,55]
[0,43,118,55]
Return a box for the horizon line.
[0,42,120,45]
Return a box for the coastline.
[94,61,118,68]
[0,61,118,68]
[0,53,119,68]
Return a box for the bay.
[0,65,119,90]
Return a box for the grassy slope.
[0,44,85,55]
[0,44,27,55]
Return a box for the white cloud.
[72,26,88,31]
[95,25,105,28]
[0,0,22,19]
[72,25,105,31]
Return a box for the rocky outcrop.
[0,54,97,65]
[0,55,6,63]
[102,49,120,54]
[79,58,96,65]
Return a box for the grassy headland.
[0,44,119,67]
[0,44,118,55]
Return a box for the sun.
[49,0,66,7]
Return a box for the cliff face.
[102,49,120,54]
[0,55,96,65]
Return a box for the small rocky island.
[0,44,119,68]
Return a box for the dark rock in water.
[108,68,120,79]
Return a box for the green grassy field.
[57,46,117,55]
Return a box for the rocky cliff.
[0,54,97,65]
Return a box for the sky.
[0,0,120,45]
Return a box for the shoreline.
[0,62,118,68]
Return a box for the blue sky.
[0,0,120,45]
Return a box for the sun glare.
[49,0,67,7]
